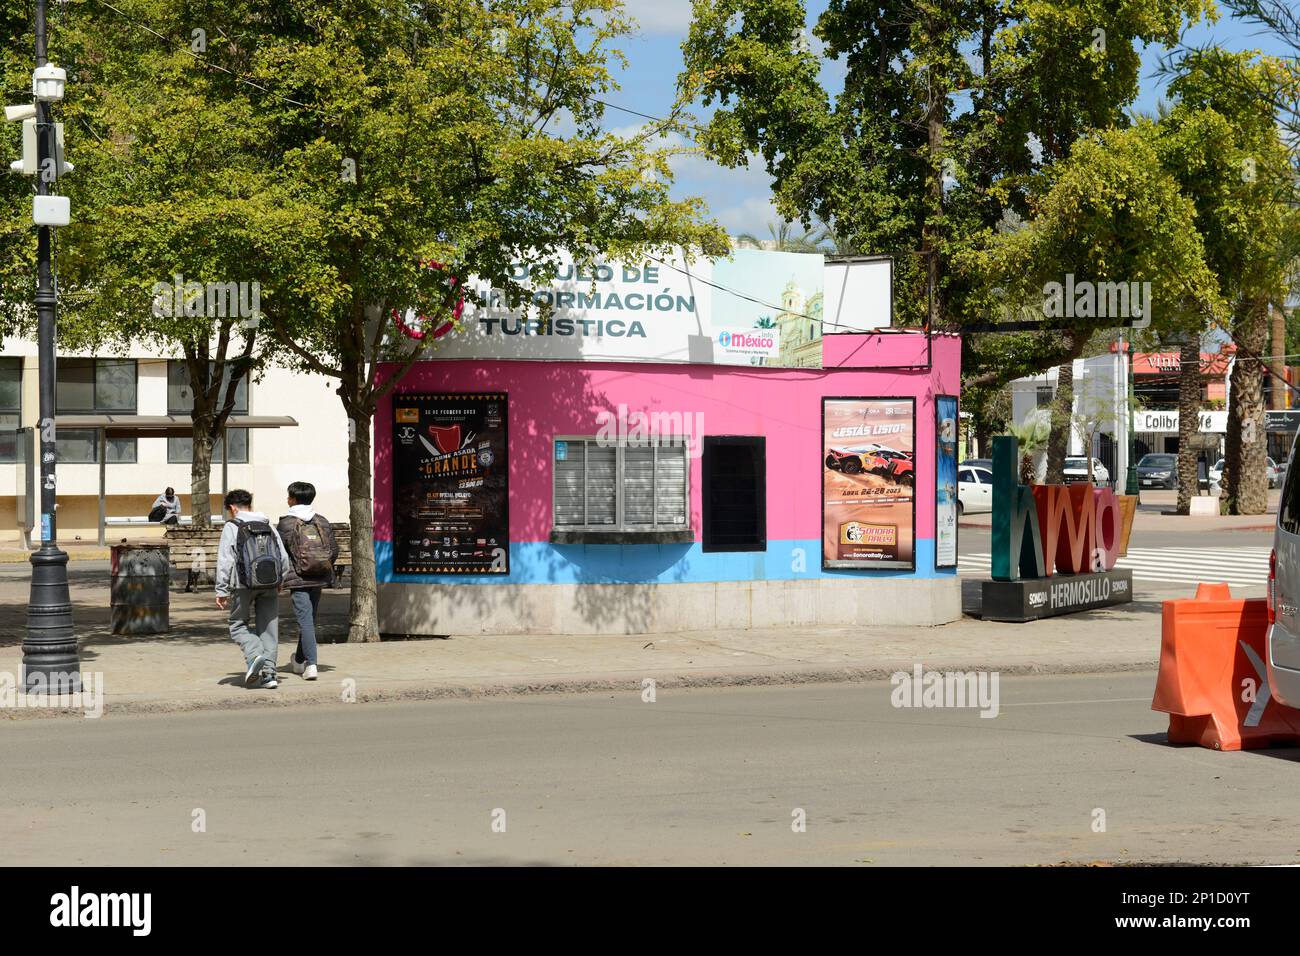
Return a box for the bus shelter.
[51,414,298,545]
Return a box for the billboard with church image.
[425,246,826,368]
[710,248,824,368]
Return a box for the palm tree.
[753,316,777,329]
[734,220,824,253]
[1006,408,1052,484]
[814,223,859,255]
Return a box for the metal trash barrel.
[110,543,170,635]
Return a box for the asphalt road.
[4,674,1298,866]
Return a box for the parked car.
[1267,436,1300,707]
[957,465,994,515]
[1062,456,1109,486]
[961,458,992,472]
[1209,458,1223,485]
[1209,457,1282,489]
[1136,453,1178,489]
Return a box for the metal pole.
[1125,336,1139,496]
[221,426,228,504]
[97,428,106,546]
[23,0,78,693]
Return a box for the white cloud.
[713,194,780,237]
[606,123,780,239]
[622,0,695,36]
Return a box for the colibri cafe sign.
[1135,409,1227,433]
[415,247,823,367]
[981,435,1133,622]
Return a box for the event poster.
[822,398,915,570]
[392,392,509,574]
[935,395,958,568]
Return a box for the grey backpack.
[234,520,284,590]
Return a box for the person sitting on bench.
[149,487,182,526]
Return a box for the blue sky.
[609,0,1296,238]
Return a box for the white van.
[1269,441,1300,704]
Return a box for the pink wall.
[374,332,961,544]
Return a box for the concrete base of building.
[377,576,962,636]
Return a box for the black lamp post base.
[23,545,79,694]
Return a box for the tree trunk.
[343,388,379,643]
[1175,335,1200,515]
[191,429,213,528]
[1045,362,1074,484]
[1271,303,1287,409]
[974,420,990,460]
[1226,298,1269,515]
[921,37,946,330]
[1019,453,1035,485]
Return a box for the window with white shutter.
[552,437,690,534]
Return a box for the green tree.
[1158,49,1295,514]
[1,0,725,639]
[961,123,1222,489]
[680,0,1216,484]
[240,0,724,640]
[0,0,294,528]
[681,0,1213,331]
[1180,2,1300,142]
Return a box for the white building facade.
[1009,345,1231,485]
[0,336,351,545]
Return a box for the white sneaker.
[303,663,318,681]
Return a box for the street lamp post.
[1125,337,1139,496]
[22,0,78,694]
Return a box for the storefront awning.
[56,414,298,438]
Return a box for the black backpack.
[234,520,284,590]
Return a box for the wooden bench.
[164,522,353,590]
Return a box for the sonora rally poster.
[822,397,916,570]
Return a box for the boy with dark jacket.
[277,481,338,681]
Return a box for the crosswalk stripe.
[958,547,1268,587]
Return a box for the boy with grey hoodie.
[277,481,338,681]
[215,489,291,689]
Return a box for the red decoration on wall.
[393,259,465,341]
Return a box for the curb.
[0,550,110,563]
[1,657,1161,721]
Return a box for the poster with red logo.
[822,397,915,570]
[392,392,509,574]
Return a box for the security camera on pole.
[8,0,78,693]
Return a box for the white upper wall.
[0,336,354,521]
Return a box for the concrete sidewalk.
[0,562,1173,720]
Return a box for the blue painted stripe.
[375,538,954,585]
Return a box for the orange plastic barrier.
[1152,583,1300,750]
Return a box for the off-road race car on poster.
[825,444,882,474]
[872,448,915,487]
[824,445,915,486]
